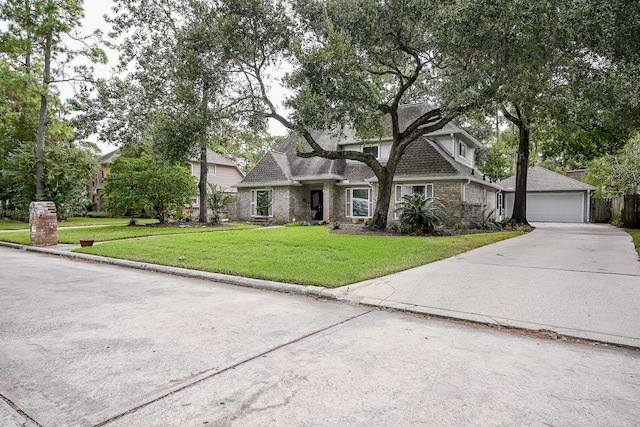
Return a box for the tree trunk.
[511,123,530,225]
[199,143,208,222]
[35,29,52,200]
[500,104,530,225]
[371,169,393,230]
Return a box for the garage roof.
[500,166,596,192]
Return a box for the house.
[232,103,500,227]
[499,166,596,223]
[90,149,121,212]
[90,149,244,216]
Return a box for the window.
[394,184,434,219]
[459,142,467,158]
[362,145,379,159]
[207,163,216,176]
[191,197,199,207]
[346,188,373,218]
[251,189,273,217]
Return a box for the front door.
[311,190,323,221]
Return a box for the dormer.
[426,126,480,168]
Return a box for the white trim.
[362,143,380,159]
[250,188,273,217]
[394,183,434,219]
[345,187,373,218]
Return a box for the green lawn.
[0,217,159,230]
[0,222,255,245]
[75,226,522,287]
[628,229,640,255]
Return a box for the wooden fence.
[591,195,640,228]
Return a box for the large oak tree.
[218,0,498,229]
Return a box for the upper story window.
[207,163,216,176]
[459,142,468,158]
[362,144,379,159]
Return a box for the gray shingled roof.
[236,103,499,188]
[500,166,597,192]
[98,149,120,164]
[238,134,499,189]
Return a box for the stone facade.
[29,201,58,246]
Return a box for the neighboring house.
[232,103,500,227]
[90,149,244,216]
[186,150,245,218]
[499,166,596,223]
[90,149,121,212]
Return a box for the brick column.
[323,181,335,222]
[30,201,58,246]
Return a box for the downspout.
[586,189,591,223]
[462,179,471,203]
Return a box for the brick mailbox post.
[30,201,58,246]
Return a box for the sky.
[76,1,288,155]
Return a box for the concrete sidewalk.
[331,223,640,348]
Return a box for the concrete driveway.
[1,246,640,426]
[333,223,640,347]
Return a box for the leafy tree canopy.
[587,136,640,198]
[103,154,197,223]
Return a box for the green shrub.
[455,222,469,230]
[396,195,446,234]
[328,220,341,230]
[475,209,502,231]
[209,213,222,225]
[389,221,412,234]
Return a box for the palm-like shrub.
[396,195,446,234]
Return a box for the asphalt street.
[1,246,639,426]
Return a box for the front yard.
[0,222,254,245]
[74,226,522,287]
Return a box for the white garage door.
[505,192,585,222]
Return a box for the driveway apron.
[334,223,640,347]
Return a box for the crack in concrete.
[93,309,375,426]
[0,393,43,427]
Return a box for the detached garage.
[500,166,596,223]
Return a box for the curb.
[0,241,340,301]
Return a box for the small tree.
[207,184,236,224]
[396,195,446,234]
[587,136,640,198]
[104,155,197,223]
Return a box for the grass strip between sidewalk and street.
[74,226,523,287]
[0,222,255,245]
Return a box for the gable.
[242,152,291,184]
[396,138,460,176]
